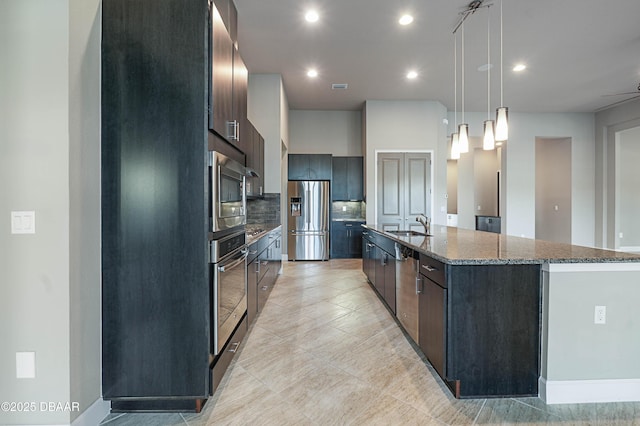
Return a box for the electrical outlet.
[594,305,606,325]
[16,352,36,378]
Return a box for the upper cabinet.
[246,120,265,198]
[288,154,332,180]
[209,1,247,152]
[213,0,237,43]
[332,156,363,201]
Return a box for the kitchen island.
[363,224,640,404]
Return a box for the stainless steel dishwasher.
[395,243,420,342]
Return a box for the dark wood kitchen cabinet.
[363,231,396,314]
[247,228,282,325]
[417,251,540,398]
[364,228,541,399]
[418,254,447,380]
[332,157,363,201]
[288,154,332,180]
[245,120,264,198]
[102,0,246,412]
[210,0,247,152]
[331,221,364,258]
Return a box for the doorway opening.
[535,137,572,243]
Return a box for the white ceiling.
[234,0,640,113]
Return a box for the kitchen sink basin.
[386,230,432,237]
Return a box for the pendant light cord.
[461,22,465,124]
[454,32,457,128]
[500,0,503,106]
[487,6,491,120]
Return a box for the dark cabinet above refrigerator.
[288,154,332,180]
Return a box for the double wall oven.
[209,151,247,356]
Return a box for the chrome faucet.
[416,214,430,234]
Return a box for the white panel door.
[377,153,431,231]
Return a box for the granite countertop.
[364,224,640,265]
[332,218,366,222]
[246,223,281,245]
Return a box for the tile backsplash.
[247,193,280,224]
[332,201,366,220]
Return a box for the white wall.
[541,263,640,404]
[363,101,449,226]
[0,2,103,424]
[595,98,640,248]
[448,111,595,245]
[0,3,71,424]
[247,74,288,194]
[248,73,290,252]
[616,126,640,250]
[69,0,103,422]
[289,110,362,156]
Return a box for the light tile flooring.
[102,259,640,426]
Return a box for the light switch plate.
[11,211,36,234]
[16,352,36,378]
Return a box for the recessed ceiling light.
[305,10,319,23]
[407,70,418,79]
[513,63,527,72]
[399,14,414,26]
[307,69,318,78]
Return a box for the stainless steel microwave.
[210,151,246,233]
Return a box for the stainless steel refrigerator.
[287,181,330,260]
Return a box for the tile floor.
[101,259,640,425]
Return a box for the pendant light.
[451,31,460,160]
[495,0,509,142]
[458,22,469,153]
[483,6,495,150]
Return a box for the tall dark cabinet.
[331,156,363,201]
[102,0,234,412]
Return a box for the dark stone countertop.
[246,223,281,245]
[363,224,640,265]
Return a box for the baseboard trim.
[71,398,110,426]
[540,377,640,404]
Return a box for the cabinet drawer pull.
[421,265,438,272]
[228,342,240,353]
[345,224,353,227]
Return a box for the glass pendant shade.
[451,133,460,160]
[495,107,509,142]
[458,124,469,153]
[483,120,495,150]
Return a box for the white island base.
[540,262,640,404]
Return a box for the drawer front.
[211,316,247,394]
[419,254,446,288]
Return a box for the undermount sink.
[386,230,432,237]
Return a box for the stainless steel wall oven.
[210,229,247,355]
[209,151,246,234]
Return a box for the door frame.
[374,149,435,226]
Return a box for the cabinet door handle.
[261,286,268,291]
[421,265,438,272]
[228,342,240,353]
[227,120,239,141]
[416,275,423,294]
